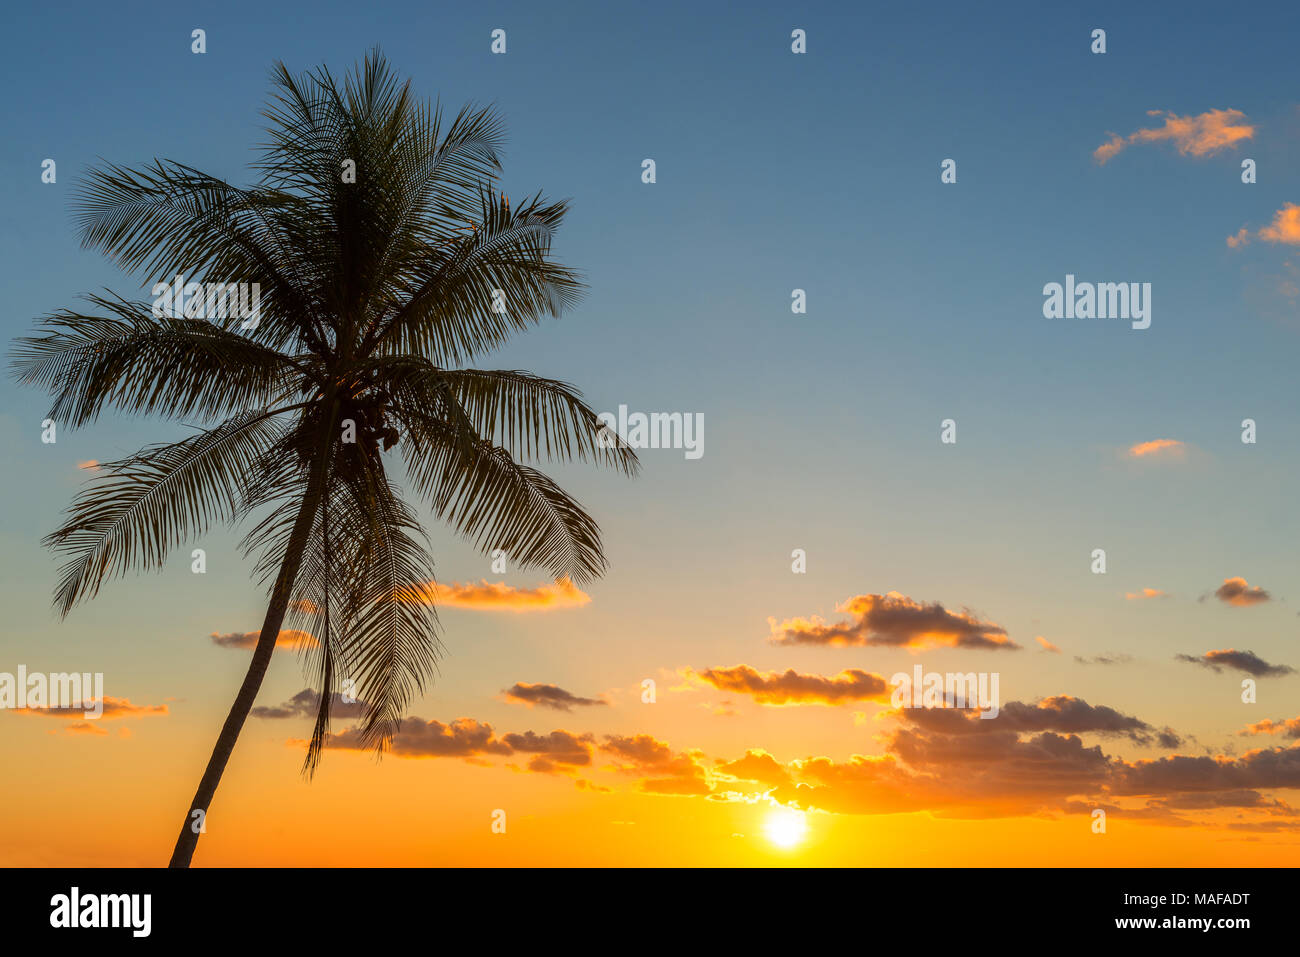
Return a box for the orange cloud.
[702,705,1295,826]
[1227,227,1252,248]
[305,694,1300,832]
[58,721,108,736]
[1035,636,1060,653]
[76,460,100,471]
[209,629,318,650]
[601,734,711,795]
[1259,203,1300,244]
[768,591,1018,651]
[1227,203,1300,248]
[684,664,891,706]
[11,695,168,721]
[1240,716,1300,739]
[1127,439,1185,459]
[412,578,591,612]
[1126,588,1167,601]
[716,749,793,788]
[1213,577,1270,606]
[1094,108,1254,164]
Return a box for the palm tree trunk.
[168,409,336,867]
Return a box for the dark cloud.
[1116,745,1300,794]
[322,715,602,777]
[326,717,513,758]
[1073,653,1133,666]
[768,591,1018,651]
[502,682,605,711]
[1175,649,1294,677]
[1214,577,1271,606]
[252,688,369,720]
[501,730,594,772]
[892,695,1181,747]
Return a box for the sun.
[763,806,808,849]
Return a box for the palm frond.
[45,410,287,616]
[372,187,585,364]
[10,293,304,426]
[404,422,609,585]
[435,368,639,473]
[73,158,323,352]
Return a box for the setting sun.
[763,807,808,849]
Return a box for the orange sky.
[4,579,1298,866]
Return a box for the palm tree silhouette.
[11,51,637,867]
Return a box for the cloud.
[1175,649,1294,677]
[321,715,594,774]
[769,591,1018,651]
[326,717,513,758]
[502,682,606,711]
[885,695,1180,747]
[1094,108,1254,164]
[11,695,168,721]
[251,688,369,720]
[588,695,1195,817]
[601,734,711,795]
[999,697,1181,747]
[1115,745,1300,795]
[411,578,591,611]
[1073,653,1133,666]
[772,726,1300,823]
[716,749,793,788]
[1035,636,1061,653]
[685,664,891,706]
[1229,203,1300,248]
[703,700,738,717]
[59,721,109,736]
[296,692,1300,831]
[1240,716,1300,739]
[209,629,317,650]
[1126,588,1167,601]
[1127,439,1185,460]
[1259,203,1300,244]
[501,730,595,772]
[1155,790,1292,811]
[1213,577,1271,606]
[76,460,100,471]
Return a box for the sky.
[2,0,1299,865]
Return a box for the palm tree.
[11,51,637,867]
